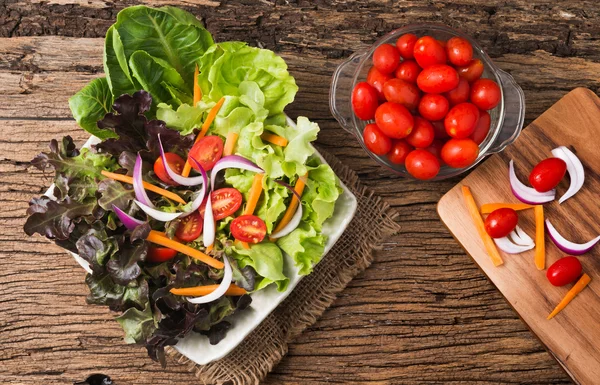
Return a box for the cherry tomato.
[230,215,267,243]
[383,78,420,110]
[373,44,400,74]
[374,102,414,139]
[424,139,444,162]
[405,117,434,148]
[363,123,392,155]
[396,33,417,59]
[444,102,480,138]
[470,79,501,110]
[547,257,582,287]
[175,211,203,242]
[367,67,393,101]
[446,37,473,66]
[416,64,459,94]
[154,152,185,186]
[456,59,484,83]
[529,158,567,193]
[441,138,480,168]
[413,36,447,68]
[470,110,491,145]
[418,93,449,121]
[405,149,440,180]
[188,136,223,171]
[394,60,421,84]
[351,82,379,120]
[431,120,449,139]
[147,247,178,263]
[387,140,413,165]
[484,208,518,239]
[211,188,243,220]
[444,78,470,106]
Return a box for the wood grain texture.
[438,88,600,385]
[2,0,600,383]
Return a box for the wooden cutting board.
[438,88,600,385]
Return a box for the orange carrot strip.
[243,173,264,215]
[193,64,202,106]
[223,132,239,156]
[100,170,185,204]
[182,97,226,177]
[240,241,250,249]
[462,186,504,267]
[270,174,307,240]
[206,244,213,253]
[146,230,224,269]
[170,284,247,297]
[261,132,288,147]
[547,274,591,320]
[480,203,534,214]
[534,205,545,270]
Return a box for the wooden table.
[2,1,598,383]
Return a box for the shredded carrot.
[193,64,202,106]
[223,132,239,156]
[261,132,288,147]
[270,174,307,241]
[462,186,504,267]
[146,230,224,269]
[547,273,591,320]
[243,173,264,215]
[100,170,186,204]
[182,97,226,177]
[240,242,250,249]
[170,284,247,297]
[206,244,213,253]
[480,203,534,214]
[534,205,545,270]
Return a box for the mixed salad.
[23,5,340,365]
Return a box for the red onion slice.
[112,204,145,230]
[494,236,535,254]
[545,219,599,255]
[203,195,215,247]
[509,160,555,205]
[158,134,206,186]
[210,155,263,191]
[509,225,534,246]
[270,180,303,239]
[134,199,183,222]
[133,153,154,208]
[551,146,585,204]
[181,157,208,216]
[187,256,232,304]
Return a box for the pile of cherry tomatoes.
[352,33,501,180]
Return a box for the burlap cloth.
[165,149,401,384]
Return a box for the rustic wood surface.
[2,0,599,383]
[438,88,600,385]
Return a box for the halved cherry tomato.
[175,211,203,242]
[147,247,178,263]
[446,37,473,66]
[373,44,400,74]
[470,78,501,110]
[352,82,379,120]
[418,93,449,121]
[529,158,567,193]
[375,102,414,139]
[154,152,185,186]
[416,64,459,94]
[444,102,480,138]
[484,208,518,238]
[230,215,267,243]
[394,60,421,84]
[396,33,417,59]
[387,140,413,165]
[470,110,491,145]
[441,138,480,168]
[363,123,392,155]
[456,59,484,83]
[199,188,243,220]
[547,257,582,287]
[406,117,434,148]
[444,78,470,106]
[367,67,393,101]
[405,149,440,180]
[188,136,224,171]
[413,36,447,68]
[383,79,420,110]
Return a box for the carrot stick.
[170,284,247,297]
[223,132,239,156]
[206,244,213,253]
[193,64,202,106]
[240,242,250,249]
[480,202,534,214]
[243,173,264,215]
[462,186,504,267]
[146,230,224,269]
[181,97,226,177]
[100,170,186,204]
[270,174,307,241]
[534,205,545,270]
[547,273,591,320]
[261,132,288,147]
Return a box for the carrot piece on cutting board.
[534,205,545,270]
[547,274,591,320]
[480,202,534,214]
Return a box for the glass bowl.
[329,24,525,180]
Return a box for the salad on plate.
[24,5,341,365]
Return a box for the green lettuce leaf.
[68,77,117,139]
[104,26,138,99]
[231,242,289,291]
[282,117,319,177]
[276,221,325,276]
[301,159,341,231]
[116,301,156,344]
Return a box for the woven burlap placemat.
[165,149,400,384]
